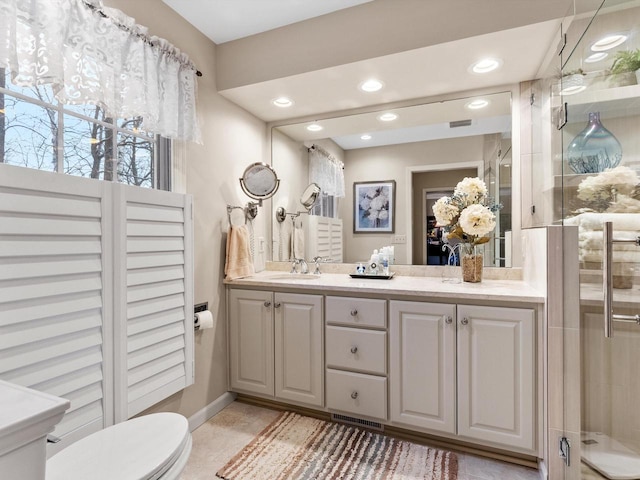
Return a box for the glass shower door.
[561,1,640,478]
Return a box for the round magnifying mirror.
[300,183,321,211]
[240,162,280,201]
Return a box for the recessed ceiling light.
[272,97,294,108]
[306,123,323,132]
[591,34,627,51]
[466,99,489,110]
[359,79,384,92]
[360,134,372,140]
[470,58,502,74]
[378,112,398,122]
[584,52,608,63]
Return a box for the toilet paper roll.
[194,310,214,330]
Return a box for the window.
[0,68,170,189]
[310,193,338,218]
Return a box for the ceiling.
[162,0,573,143]
[161,0,374,44]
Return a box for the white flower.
[606,194,640,213]
[432,197,459,226]
[366,187,378,199]
[370,195,386,211]
[577,166,638,202]
[359,197,371,211]
[459,204,496,237]
[378,209,389,221]
[454,177,488,205]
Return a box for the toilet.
[46,412,192,480]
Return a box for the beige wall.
[106,0,268,418]
[342,136,484,264]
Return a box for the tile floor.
[182,401,541,480]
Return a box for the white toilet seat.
[46,412,191,480]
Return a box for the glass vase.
[461,245,483,283]
[567,112,622,174]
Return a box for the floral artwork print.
[354,180,395,233]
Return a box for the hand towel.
[225,225,255,280]
[293,220,305,259]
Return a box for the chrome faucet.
[290,258,309,274]
[312,256,325,275]
[296,258,309,274]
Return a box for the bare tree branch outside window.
[0,69,159,188]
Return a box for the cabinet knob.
[274,302,281,308]
[461,317,469,325]
[264,301,271,307]
[350,309,358,316]
[350,346,358,354]
[351,391,359,399]
[445,316,453,324]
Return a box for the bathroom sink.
[262,273,321,280]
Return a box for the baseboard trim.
[187,391,237,431]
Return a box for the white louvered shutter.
[0,165,195,446]
[0,166,112,449]
[114,184,194,421]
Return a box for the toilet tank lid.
[46,412,190,480]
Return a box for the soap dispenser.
[369,249,380,275]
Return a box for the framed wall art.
[353,180,395,233]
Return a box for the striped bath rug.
[216,411,458,480]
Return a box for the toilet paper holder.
[194,302,208,331]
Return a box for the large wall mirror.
[270,90,516,267]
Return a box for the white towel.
[567,212,640,231]
[293,220,305,259]
[225,225,255,280]
[580,249,640,263]
[579,230,640,250]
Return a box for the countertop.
[225,271,545,304]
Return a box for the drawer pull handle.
[264,301,271,307]
[445,316,453,324]
[350,346,358,354]
[274,302,282,308]
[461,317,469,325]
[351,391,359,399]
[350,309,358,316]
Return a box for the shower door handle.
[603,222,640,338]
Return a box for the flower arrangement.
[576,166,640,213]
[433,177,501,253]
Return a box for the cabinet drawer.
[326,326,386,375]
[326,296,386,328]
[326,369,387,420]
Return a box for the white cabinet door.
[229,289,274,396]
[274,292,323,406]
[389,301,456,434]
[457,305,535,451]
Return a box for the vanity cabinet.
[228,289,323,407]
[389,301,456,434]
[456,304,535,451]
[325,296,387,421]
[390,301,536,452]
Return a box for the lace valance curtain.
[309,145,345,198]
[0,0,201,143]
